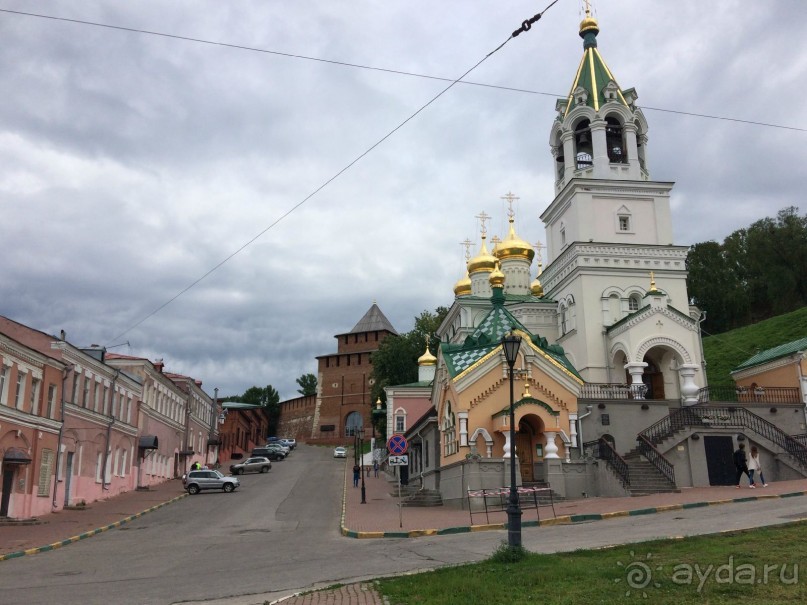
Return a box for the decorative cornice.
[0,406,62,432]
[731,354,800,379]
[607,305,696,337]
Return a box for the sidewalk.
[0,480,186,560]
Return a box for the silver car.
[183,469,240,494]
[229,456,272,475]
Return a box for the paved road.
[1,445,806,605]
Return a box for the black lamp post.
[359,427,367,504]
[502,330,523,548]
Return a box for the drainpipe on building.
[577,404,594,452]
[52,362,74,510]
[184,391,192,473]
[207,388,218,466]
[101,370,119,490]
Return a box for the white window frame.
[15,369,27,410]
[0,363,10,405]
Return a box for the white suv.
[183,469,240,494]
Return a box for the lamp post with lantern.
[501,330,523,548]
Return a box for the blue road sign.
[387,434,408,455]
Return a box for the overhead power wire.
[103,2,562,344]
[1,6,805,133]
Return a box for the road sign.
[388,455,408,466]
[387,434,408,455]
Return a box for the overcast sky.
[2,1,805,400]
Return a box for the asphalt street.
[0,446,806,605]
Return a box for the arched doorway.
[344,411,363,437]
[515,415,544,483]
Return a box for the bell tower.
[538,6,704,401]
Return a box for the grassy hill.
[702,306,807,386]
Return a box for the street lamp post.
[502,331,523,548]
[359,427,367,504]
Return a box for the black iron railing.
[636,434,675,485]
[639,405,807,471]
[590,437,630,489]
[793,434,807,447]
[697,386,801,404]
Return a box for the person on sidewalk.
[748,445,769,487]
[373,461,379,478]
[353,463,360,487]
[733,442,755,488]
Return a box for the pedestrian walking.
[373,461,379,478]
[353,463,360,487]
[748,445,768,487]
[733,442,755,488]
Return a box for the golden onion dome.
[496,219,535,262]
[467,237,497,274]
[531,263,544,297]
[453,271,472,297]
[489,260,505,289]
[417,342,437,366]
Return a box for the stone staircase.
[622,451,679,496]
[521,481,564,505]
[389,484,443,507]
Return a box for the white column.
[625,362,648,399]
[502,430,514,459]
[569,413,578,448]
[544,432,560,459]
[623,122,640,179]
[590,118,609,178]
[562,130,576,181]
[678,364,701,406]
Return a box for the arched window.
[574,119,593,169]
[606,116,626,163]
[628,294,641,312]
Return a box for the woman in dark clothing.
[733,442,755,488]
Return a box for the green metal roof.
[564,27,628,116]
[440,304,579,380]
[733,336,807,371]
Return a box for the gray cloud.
[2,1,805,399]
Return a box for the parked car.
[333,446,347,458]
[252,447,285,461]
[230,457,272,475]
[280,438,297,450]
[183,469,240,494]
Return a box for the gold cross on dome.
[583,0,593,18]
[501,191,520,220]
[460,238,473,262]
[475,211,491,237]
[533,240,545,264]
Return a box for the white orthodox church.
[389,9,807,506]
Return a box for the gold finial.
[376,397,382,409]
[522,382,531,398]
[475,211,491,238]
[583,0,592,18]
[649,271,658,292]
[491,235,502,246]
[501,191,520,221]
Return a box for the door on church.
[516,434,533,482]
[642,361,665,399]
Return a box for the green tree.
[369,306,448,407]
[296,373,317,397]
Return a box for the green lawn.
[377,522,807,604]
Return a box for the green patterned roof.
[440,304,580,380]
[733,336,807,371]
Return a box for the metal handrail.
[697,385,801,404]
[639,406,807,471]
[636,434,675,485]
[593,437,630,489]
